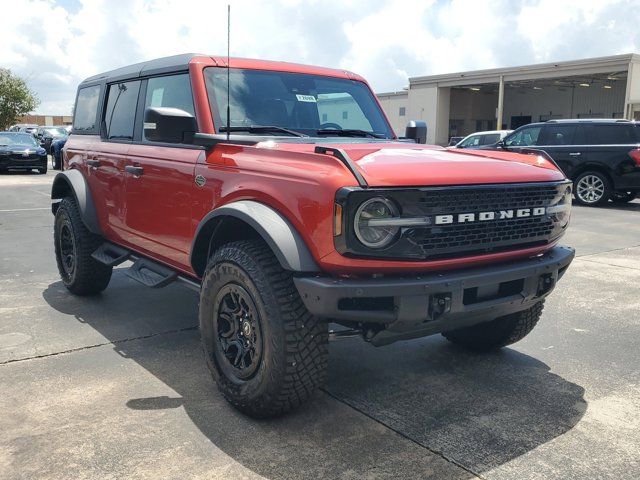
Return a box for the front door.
[121,73,199,272]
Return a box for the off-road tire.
[54,197,112,295]
[199,239,328,418]
[443,301,545,351]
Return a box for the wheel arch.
[51,169,102,235]
[190,200,320,277]
[570,163,614,185]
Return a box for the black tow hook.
[430,294,452,320]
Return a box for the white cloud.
[0,0,638,114]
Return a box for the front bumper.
[294,246,574,345]
[0,156,47,170]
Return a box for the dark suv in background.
[484,119,640,206]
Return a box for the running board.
[125,258,178,288]
[92,243,130,267]
[92,242,199,291]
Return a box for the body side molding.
[190,200,320,275]
[51,169,102,235]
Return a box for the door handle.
[125,165,144,176]
[86,159,100,168]
[569,152,581,156]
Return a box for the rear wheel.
[611,191,637,203]
[54,197,112,295]
[199,239,328,418]
[574,171,612,206]
[443,301,544,351]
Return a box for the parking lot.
[1,170,639,480]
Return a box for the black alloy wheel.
[58,220,77,283]
[213,283,263,380]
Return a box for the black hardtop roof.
[79,53,206,85]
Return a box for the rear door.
[585,123,638,188]
[89,80,140,242]
[536,123,587,177]
[122,73,200,271]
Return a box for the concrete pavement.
[1,170,638,479]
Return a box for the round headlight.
[354,197,400,249]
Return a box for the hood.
[271,142,566,187]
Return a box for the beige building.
[378,53,640,145]
[16,114,73,126]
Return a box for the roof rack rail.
[546,118,631,123]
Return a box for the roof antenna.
[226,4,231,140]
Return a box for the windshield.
[204,68,394,138]
[45,127,67,136]
[0,133,38,147]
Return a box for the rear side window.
[540,125,576,145]
[104,81,140,140]
[481,133,501,145]
[589,124,636,145]
[143,74,195,141]
[73,85,101,131]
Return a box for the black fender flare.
[190,200,320,276]
[51,169,102,235]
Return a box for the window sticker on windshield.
[295,94,316,103]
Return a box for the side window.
[504,126,541,147]
[144,74,195,119]
[73,85,101,131]
[104,80,140,140]
[589,124,635,145]
[481,133,501,145]
[540,125,576,145]
[143,74,195,143]
[459,135,481,147]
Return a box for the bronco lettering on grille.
[435,207,546,225]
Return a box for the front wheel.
[54,197,112,295]
[443,301,544,351]
[199,239,328,418]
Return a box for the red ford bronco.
[52,54,574,417]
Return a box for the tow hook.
[430,294,452,320]
[537,274,556,296]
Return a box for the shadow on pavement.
[43,274,586,478]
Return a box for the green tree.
[0,69,39,129]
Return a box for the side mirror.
[143,107,197,144]
[405,120,427,144]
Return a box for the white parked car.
[452,130,512,149]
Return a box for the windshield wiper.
[220,125,307,137]
[316,128,386,139]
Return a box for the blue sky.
[1,0,639,115]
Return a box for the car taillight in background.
[629,149,640,166]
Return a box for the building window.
[342,111,348,120]
[399,107,406,117]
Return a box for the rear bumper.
[294,246,574,345]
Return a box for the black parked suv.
[484,119,640,206]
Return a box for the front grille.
[339,181,570,261]
[415,184,561,214]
